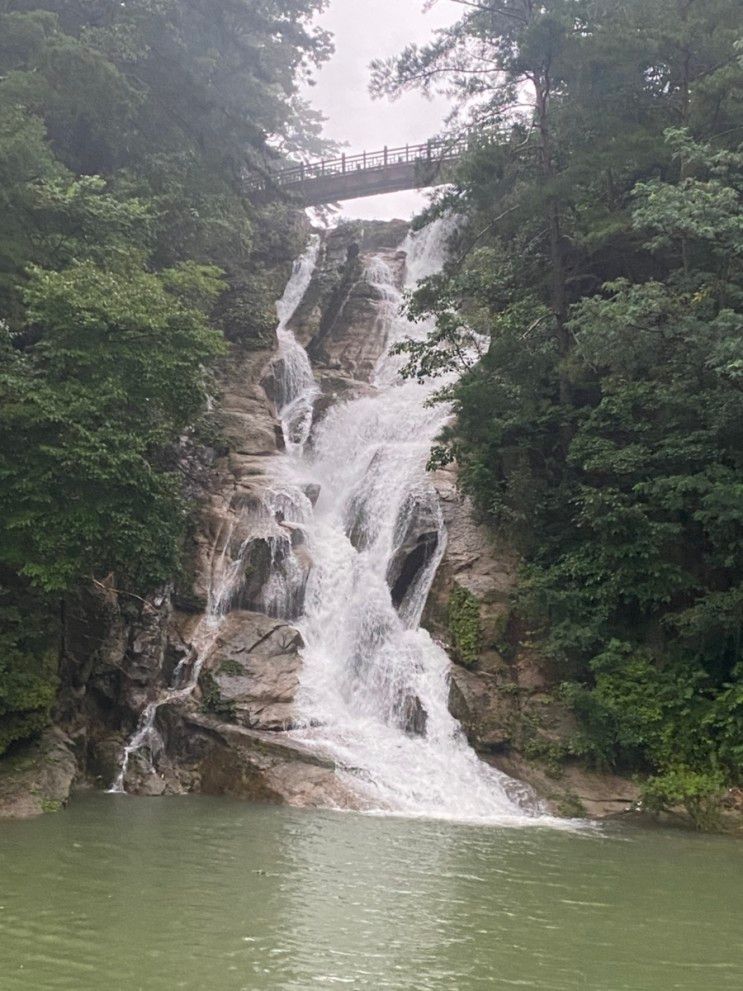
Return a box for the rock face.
[0,728,78,818]
[423,462,640,820]
[386,487,442,611]
[180,716,361,809]
[200,612,303,732]
[289,220,409,400]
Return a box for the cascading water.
[110,241,322,792]
[274,237,321,452]
[273,220,549,825]
[111,223,554,823]
[109,528,241,793]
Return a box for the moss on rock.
[448,585,483,668]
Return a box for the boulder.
[303,483,321,506]
[201,611,304,731]
[182,714,363,810]
[399,694,427,736]
[386,486,441,611]
[230,534,310,620]
[306,248,406,381]
[448,667,516,752]
[0,728,78,819]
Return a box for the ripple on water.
[0,796,741,991]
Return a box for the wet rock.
[0,728,78,819]
[260,358,286,408]
[162,634,192,686]
[389,531,439,610]
[448,667,515,753]
[230,534,310,620]
[288,220,409,349]
[305,247,406,381]
[59,583,173,730]
[286,222,408,384]
[124,750,169,796]
[400,695,427,736]
[217,349,283,455]
[185,714,362,810]
[127,597,172,686]
[85,732,127,791]
[489,750,642,821]
[386,488,441,611]
[288,524,307,549]
[201,611,304,731]
[303,483,321,506]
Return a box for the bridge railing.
[248,137,469,191]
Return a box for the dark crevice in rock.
[388,532,439,609]
[400,695,428,737]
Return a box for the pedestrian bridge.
[249,138,467,206]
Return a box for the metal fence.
[248,137,469,190]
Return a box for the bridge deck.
[249,139,466,206]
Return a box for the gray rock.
[187,714,363,809]
[303,483,321,506]
[0,729,78,819]
[386,487,441,610]
[399,695,428,736]
[201,611,304,731]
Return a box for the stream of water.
[112,221,542,820]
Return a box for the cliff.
[423,467,641,820]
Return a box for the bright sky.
[303,0,459,222]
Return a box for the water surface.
[1,795,741,990]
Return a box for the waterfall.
[109,241,322,793]
[108,536,238,793]
[274,220,546,824]
[111,225,550,823]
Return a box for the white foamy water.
[273,220,552,825]
[274,237,321,453]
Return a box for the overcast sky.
[303,0,459,222]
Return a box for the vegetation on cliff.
[377,0,743,821]
[0,0,329,754]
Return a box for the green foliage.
[382,0,743,818]
[641,768,726,832]
[0,0,329,750]
[199,672,236,722]
[558,640,734,773]
[522,735,568,780]
[0,577,58,756]
[448,585,483,668]
[217,659,245,678]
[0,265,225,592]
